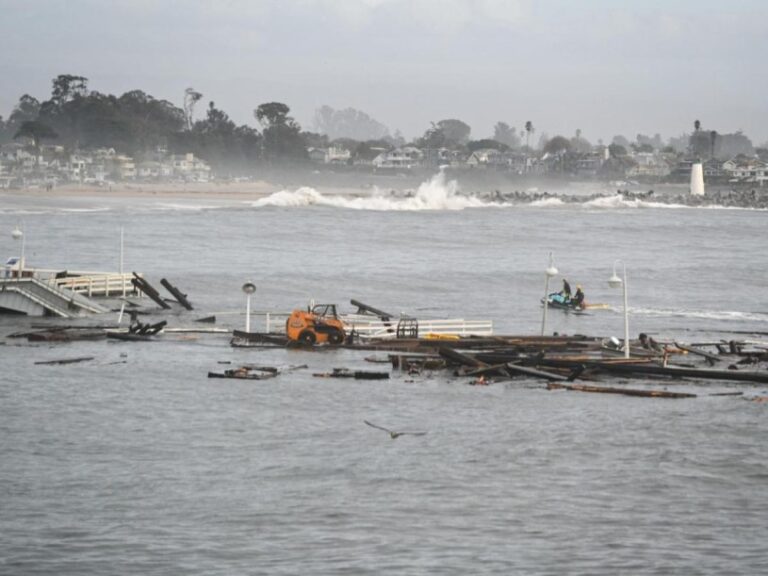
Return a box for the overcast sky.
[1,0,766,144]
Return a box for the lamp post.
[540,252,559,336]
[608,260,630,358]
[11,224,24,277]
[242,281,256,333]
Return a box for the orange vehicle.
[285,304,346,345]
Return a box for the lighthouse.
[690,162,705,196]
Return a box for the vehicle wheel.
[298,330,316,345]
[328,329,344,345]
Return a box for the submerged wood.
[35,356,95,365]
[505,362,572,381]
[131,272,171,310]
[438,346,487,368]
[208,370,277,380]
[547,382,697,398]
[26,329,106,342]
[313,368,390,380]
[160,278,194,310]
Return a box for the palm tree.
[525,120,534,151]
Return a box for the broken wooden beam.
[505,362,570,381]
[547,382,697,399]
[131,273,171,309]
[34,356,95,365]
[438,346,486,368]
[160,278,194,311]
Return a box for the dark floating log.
[35,356,95,365]
[547,382,697,399]
[194,315,216,323]
[208,370,276,380]
[131,273,171,310]
[313,368,390,380]
[160,278,194,311]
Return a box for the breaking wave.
[582,196,689,210]
[250,172,494,211]
[629,307,768,323]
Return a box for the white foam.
[60,207,112,213]
[630,307,768,323]
[250,172,496,211]
[529,197,565,207]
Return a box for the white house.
[170,153,212,181]
[373,146,423,169]
[723,157,768,184]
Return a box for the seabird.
[364,420,427,439]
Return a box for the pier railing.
[258,312,492,338]
[50,273,140,297]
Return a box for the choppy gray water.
[1,182,767,575]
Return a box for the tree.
[524,121,534,151]
[570,129,592,153]
[7,94,41,131]
[709,130,718,159]
[543,135,571,155]
[255,102,291,129]
[611,134,630,149]
[14,120,58,148]
[694,119,701,132]
[493,122,519,148]
[435,119,470,146]
[467,139,508,152]
[608,143,627,158]
[254,102,306,162]
[183,88,203,130]
[416,124,448,149]
[312,105,389,141]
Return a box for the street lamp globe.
[11,226,23,241]
[242,282,256,295]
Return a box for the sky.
[1,0,767,145]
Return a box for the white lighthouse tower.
[690,162,705,196]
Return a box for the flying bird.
[364,420,427,439]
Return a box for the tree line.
[1,75,763,175]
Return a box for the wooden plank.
[547,382,697,399]
[505,362,569,381]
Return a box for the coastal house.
[170,153,211,181]
[326,147,351,165]
[137,160,173,180]
[626,152,671,178]
[372,146,423,169]
[307,147,328,163]
[466,148,505,168]
[722,157,768,184]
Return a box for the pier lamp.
[242,281,256,333]
[608,260,630,358]
[540,252,558,336]
[11,224,24,277]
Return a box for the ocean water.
[1,174,767,575]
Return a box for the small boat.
[542,293,587,314]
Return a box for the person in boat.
[561,279,572,300]
[571,285,585,308]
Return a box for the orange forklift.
[285,304,346,345]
